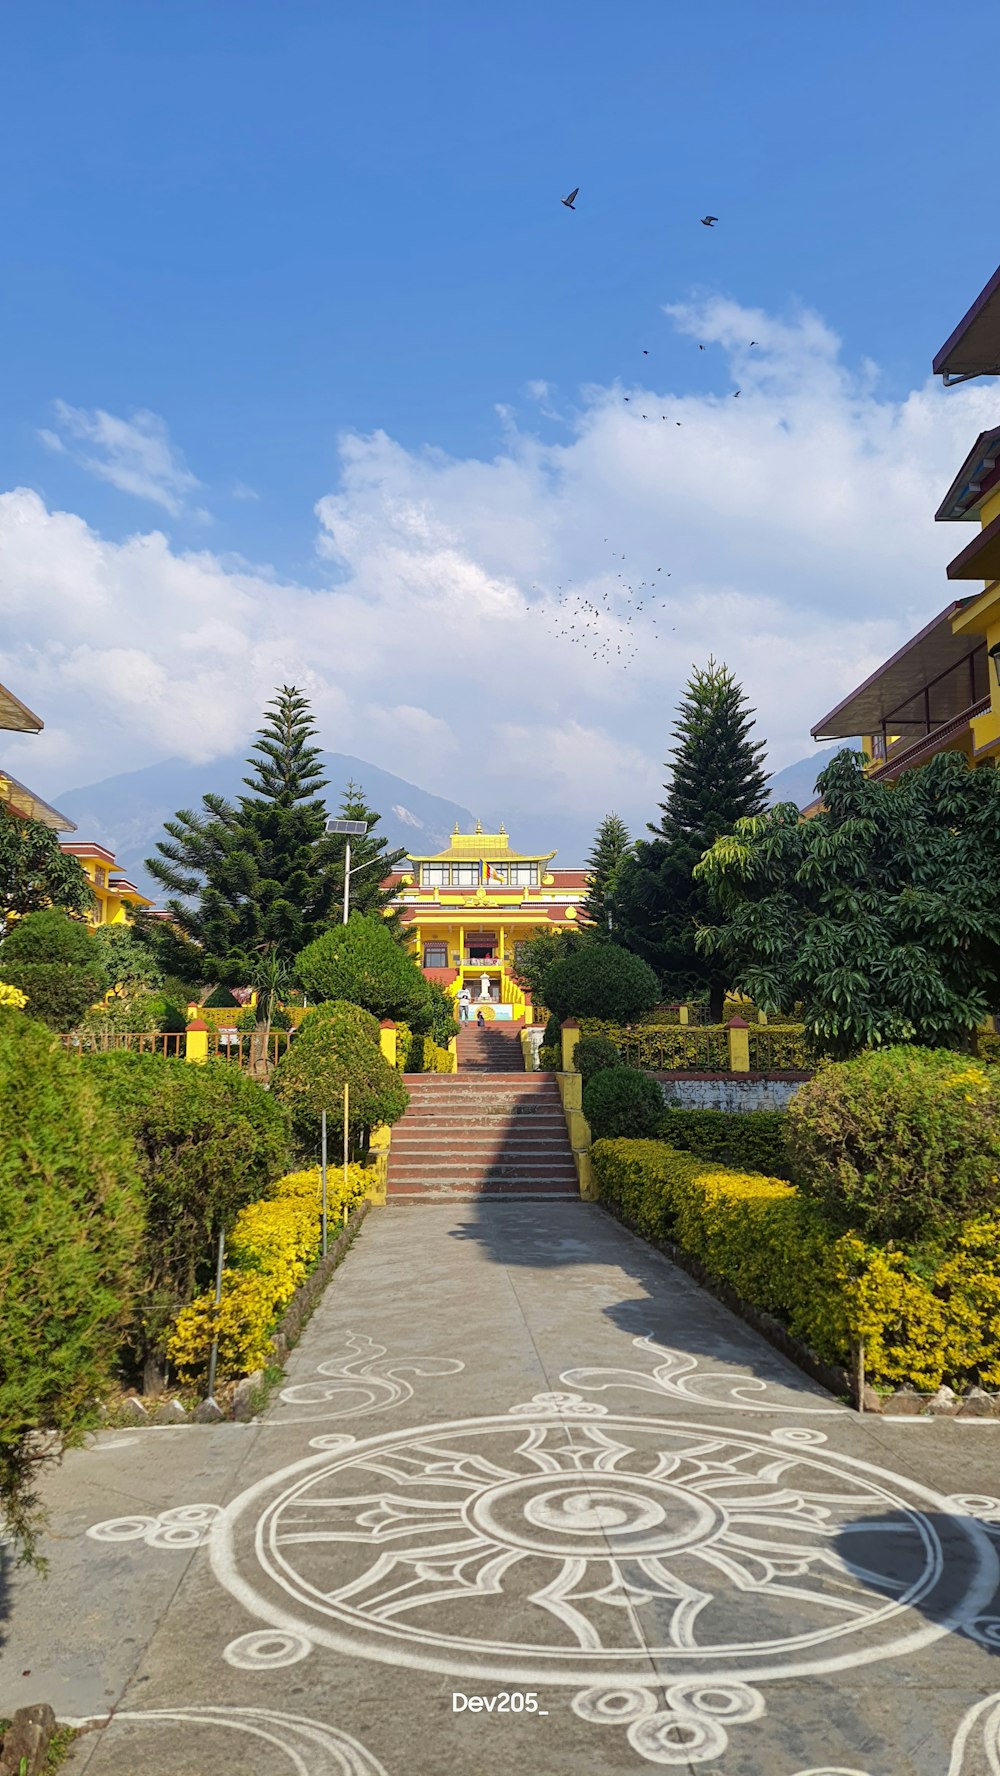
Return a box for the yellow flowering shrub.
[592,1137,1000,1393]
[167,1162,369,1382]
[0,981,28,1010]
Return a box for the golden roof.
[0,681,44,734]
[0,770,76,832]
[407,820,556,865]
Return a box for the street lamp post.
[325,817,368,923]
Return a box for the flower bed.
[167,1163,370,1381]
[592,1138,1000,1394]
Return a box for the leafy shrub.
[787,1046,1000,1242]
[0,1011,141,1561]
[536,1044,560,1071]
[578,1019,730,1071]
[296,912,433,1028]
[748,1024,810,1072]
[203,985,241,1009]
[0,980,28,1010]
[657,1107,791,1177]
[83,1052,290,1370]
[543,1013,562,1049]
[92,924,163,992]
[591,1137,1000,1392]
[583,1065,664,1139]
[271,998,409,1155]
[405,1031,455,1073]
[168,1163,369,1380]
[423,979,459,1045]
[236,1003,292,1033]
[86,990,188,1036]
[978,1029,1000,1065]
[0,909,105,1030]
[544,944,660,1024]
[574,1033,621,1085]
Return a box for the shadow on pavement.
[833,1508,1000,1655]
[446,1195,834,1403]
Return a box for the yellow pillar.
[727,1016,750,1073]
[185,1018,209,1064]
[561,1018,581,1073]
[678,1004,689,1026]
[459,925,465,975]
[414,925,422,966]
[379,1020,397,1067]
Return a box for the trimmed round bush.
[583,1065,664,1139]
[574,1033,621,1085]
[271,999,409,1155]
[0,1011,142,1561]
[787,1045,1000,1241]
[296,913,431,1026]
[0,908,105,1030]
[544,944,660,1024]
[83,1051,290,1372]
[536,1044,560,1072]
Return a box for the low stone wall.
[269,1199,370,1363]
[656,1072,809,1111]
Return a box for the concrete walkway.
[3,1201,1000,1775]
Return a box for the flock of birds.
[541,548,676,671]
[536,192,744,672]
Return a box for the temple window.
[94,865,107,888]
[420,865,449,887]
[423,942,448,968]
[507,864,538,886]
[451,863,480,886]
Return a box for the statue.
[478,973,492,1001]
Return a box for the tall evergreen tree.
[145,686,339,985]
[581,813,632,935]
[325,780,408,937]
[617,659,769,1019]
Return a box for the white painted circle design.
[223,1629,313,1670]
[210,1412,998,1689]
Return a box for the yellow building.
[811,262,1000,785]
[0,679,76,832]
[58,840,154,927]
[387,821,588,1020]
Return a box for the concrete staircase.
[386,1022,578,1200]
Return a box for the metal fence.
[209,1029,293,1067]
[61,1029,186,1059]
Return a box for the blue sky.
[3,1,1000,843]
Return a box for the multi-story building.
[810,261,1000,786]
[58,840,153,927]
[386,821,588,1019]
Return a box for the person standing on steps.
[476,1008,486,1027]
[457,985,472,1022]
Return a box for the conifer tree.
[616,659,769,1019]
[145,686,339,986]
[581,813,632,935]
[325,780,408,937]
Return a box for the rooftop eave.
[935,428,1000,521]
[0,681,45,734]
[0,771,77,832]
[933,262,1000,383]
[946,510,1000,582]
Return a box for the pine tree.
[581,813,632,935]
[145,686,339,986]
[325,780,408,938]
[616,659,769,1019]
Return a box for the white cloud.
[231,481,259,502]
[4,295,996,850]
[39,402,201,514]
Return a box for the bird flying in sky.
[561,187,579,210]
[701,215,718,227]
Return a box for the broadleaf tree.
[693,747,1000,1059]
[0,807,94,932]
[616,659,769,1018]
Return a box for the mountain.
[55,754,495,900]
[766,744,850,810]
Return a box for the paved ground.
[3,1201,1000,1775]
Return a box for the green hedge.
[576,1019,809,1072]
[656,1106,790,1178]
[591,1138,1000,1393]
[977,1030,1000,1064]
